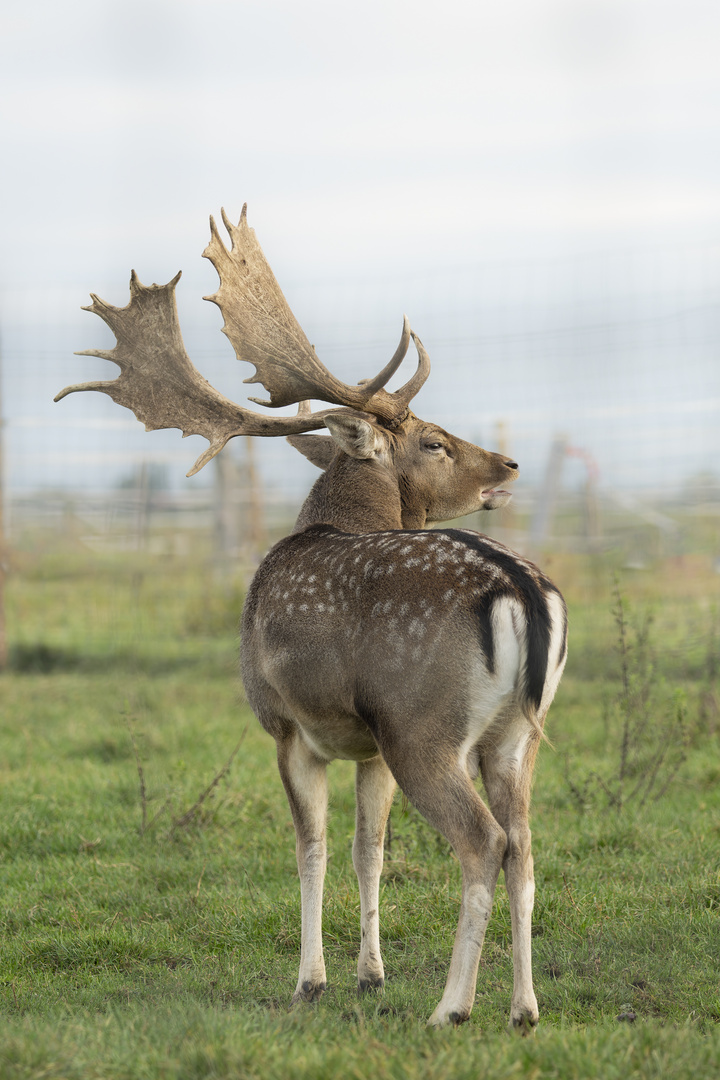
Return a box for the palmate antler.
[55,205,430,475]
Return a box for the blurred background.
[1,0,719,606]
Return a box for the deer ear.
[285,434,337,470]
[324,413,383,460]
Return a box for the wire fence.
[2,240,719,562]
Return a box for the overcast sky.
[2,0,720,292]
[2,0,719,494]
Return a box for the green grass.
[2,534,720,1077]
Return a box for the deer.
[55,205,567,1032]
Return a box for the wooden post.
[214,451,240,561]
[528,436,567,555]
[135,461,150,551]
[244,437,264,556]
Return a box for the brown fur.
[242,410,567,1029]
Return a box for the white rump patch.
[537,589,568,716]
[460,597,524,770]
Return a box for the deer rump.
[242,524,567,767]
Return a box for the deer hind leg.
[276,730,329,1004]
[353,755,396,992]
[387,755,507,1028]
[480,719,542,1034]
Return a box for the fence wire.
[2,243,719,560]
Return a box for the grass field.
[2,521,720,1078]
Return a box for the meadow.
[2,507,720,1079]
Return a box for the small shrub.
[565,582,692,812]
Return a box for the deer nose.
[505,459,518,470]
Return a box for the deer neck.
[293,455,416,534]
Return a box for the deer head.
[55,205,518,529]
[289,412,517,532]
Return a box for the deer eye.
[424,441,444,452]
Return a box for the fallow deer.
[55,206,567,1031]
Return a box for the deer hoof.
[358,975,385,993]
[427,1007,470,1029]
[509,1010,538,1036]
[291,980,327,1005]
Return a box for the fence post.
[529,436,567,555]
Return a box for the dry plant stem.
[126,717,149,834]
[612,579,631,790]
[566,583,692,814]
[171,728,247,834]
[127,717,246,836]
[642,700,688,807]
[194,863,207,902]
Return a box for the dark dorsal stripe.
[442,529,554,713]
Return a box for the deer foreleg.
[277,731,329,1004]
[353,755,396,991]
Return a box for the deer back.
[241,523,567,764]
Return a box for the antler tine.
[354,316,411,396]
[54,272,335,477]
[221,203,243,236]
[361,329,431,420]
[389,331,431,409]
[204,209,417,415]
